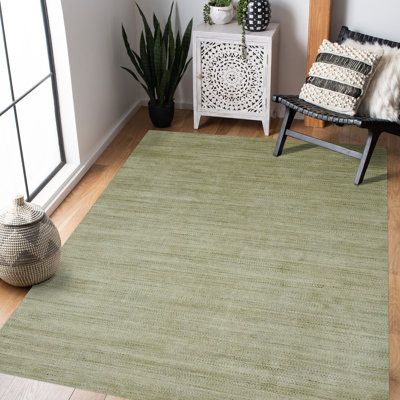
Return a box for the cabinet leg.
[262,119,270,136]
[194,112,201,130]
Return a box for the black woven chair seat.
[273,95,400,135]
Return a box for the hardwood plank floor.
[105,397,128,400]
[0,108,398,399]
[0,376,73,400]
[69,390,106,400]
[0,375,14,399]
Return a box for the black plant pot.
[148,101,175,128]
[245,0,271,32]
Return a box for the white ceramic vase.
[209,5,234,25]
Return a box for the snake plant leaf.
[139,33,150,78]
[132,49,141,63]
[167,24,175,69]
[163,3,174,50]
[132,50,144,72]
[122,26,145,79]
[164,6,175,69]
[153,13,160,33]
[121,67,155,102]
[179,19,193,70]
[122,24,132,54]
[140,32,155,97]
[136,3,154,48]
[182,57,193,77]
[171,31,182,75]
[168,71,182,101]
[136,3,155,77]
[121,66,139,82]
[160,35,167,75]
[159,69,172,105]
[176,31,181,54]
[169,56,192,100]
[122,25,136,66]
[154,27,163,88]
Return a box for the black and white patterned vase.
[244,0,271,32]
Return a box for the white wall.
[331,0,400,43]
[134,0,310,106]
[60,0,140,162]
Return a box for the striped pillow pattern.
[300,40,382,115]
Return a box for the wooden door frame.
[304,0,332,128]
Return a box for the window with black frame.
[0,0,65,209]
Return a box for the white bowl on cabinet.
[209,5,234,25]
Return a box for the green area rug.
[0,131,388,399]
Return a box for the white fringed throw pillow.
[343,39,400,122]
[300,40,382,116]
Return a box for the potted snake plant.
[122,3,193,128]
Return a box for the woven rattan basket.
[0,196,61,287]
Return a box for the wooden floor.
[0,108,399,399]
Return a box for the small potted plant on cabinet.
[203,0,234,25]
[122,3,193,128]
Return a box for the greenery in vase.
[122,3,193,107]
[236,0,248,59]
[203,0,232,25]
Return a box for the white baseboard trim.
[44,99,142,215]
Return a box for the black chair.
[273,26,400,185]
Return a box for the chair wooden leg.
[273,108,296,157]
[354,130,382,185]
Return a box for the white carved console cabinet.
[192,22,279,136]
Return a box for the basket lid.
[0,195,45,227]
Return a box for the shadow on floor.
[283,143,317,155]
[363,173,388,185]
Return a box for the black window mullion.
[28,161,65,201]
[0,73,52,118]
[0,0,30,200]
[40,0,66,165]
